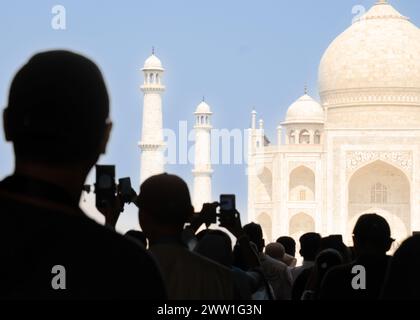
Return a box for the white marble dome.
[284,94,324,124]
[143,54,164,70]
[195,101,212,114]
[319,1,420,102]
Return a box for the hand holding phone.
[118,177,137,204]
[95,165,116,209]
[220,194,236,213]
[219,195,243,238]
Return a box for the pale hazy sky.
[1,0,419,232]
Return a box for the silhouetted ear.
[99,121,112,154]
[3,107,12,141]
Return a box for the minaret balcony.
[140,84,165,92]
[138,141,166,151]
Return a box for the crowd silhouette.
[0,50,419,300]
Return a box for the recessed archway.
[289,212,315,242]
[299,130,310,144]
[289,166,315,201]
[347,208,408,253]
[348,160,410,244]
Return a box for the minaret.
[192,99,213,211]
[139,51,165,184]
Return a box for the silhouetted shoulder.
[319,264,352,300]
[150,244,234,300]
[0,195,166,299]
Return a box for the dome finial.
[304,84,308,95]
[152,46,155,55]
[202,96,205,102]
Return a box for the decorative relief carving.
[346,151,412,176]
[321,90,420,106]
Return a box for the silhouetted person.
[277,236,296,257]
[265,242,285,262]
[382,235,420,300]
[292,232,321,281]
[319,235,351,263]
[244,223,292,300]
[276,236,297,267]
[320,214,394,300]
[194,230,257,300]
[0,50,166,299]
[301,249,343,300]
[125,230,148,248]
[137,173,234,300]
[290,233,321,300]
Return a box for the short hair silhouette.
[353,213,393,253]
[137,173,194,225]
[276,236,296,257]
[382,235,420,300]
[243,222,264,252]
[194,230,233,267]
[4,50,109,164]
[320,235,350,263]
[299,232,321,261]
[315,249,343,275]
[125,230,147,247]
[304,249,343,299]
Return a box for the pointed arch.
[348,160,410,243]
[289,212,315,241]
[299,130,310,144]
[289,166,315,201]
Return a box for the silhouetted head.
[194,230,233,267]
[315,249,343,276]
[125,230,148,248]
[276,236,296,257]
[352,214,394,256]
[299,232,321,261]
[4,50,111,169]
[265,242,285,261]
[243,223,265,252]
[233,241,259,271]
[306,248,343,295]
[382,235,420,300]
[137,173,194,242]
[320,235,351,263]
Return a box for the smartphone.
[95,165,116,208]
[219,194,237,226]
[220,194,236,212]
[118,177,137,204]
